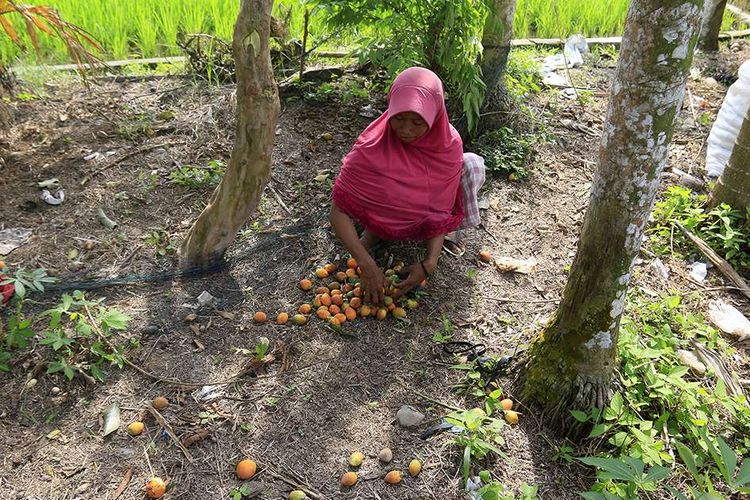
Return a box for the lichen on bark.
[521,0,703,437]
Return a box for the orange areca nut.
[277,312,289,324]
[299,279,313,291]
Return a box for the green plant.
[1,268,58,371]
[40,291,131,381]
[475,475,539,499]
[169,159,226,188]
[142,228,176,256]
[446,407,506,485]
[571,291,750,497]
[670,430,750,498]
[578,456,671,499]
[474,127,534,179]
[314,0,487,133]
[432,314,454,343]
[649,186,750,271]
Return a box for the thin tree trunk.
[699,0,727,51]
[712,107,750,210]
[179,0,280,267]
[522,0,703,437]
[454,0,516,137]
[474,0,517,136]
[480,0,517,94]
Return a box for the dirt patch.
[1,44,749,499]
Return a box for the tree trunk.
[712,107,750,210]
[699,0,727,51]
[474,0,517,136]
[480,0,517,94]
[179,0,280,267]
[521,0,703,437]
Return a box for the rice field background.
[1,0,747,66]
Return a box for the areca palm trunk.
[521,0,704,436]
[699,0,727,51]
[712,108,750,211]
[179,0,280,267]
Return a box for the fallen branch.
[261,464,325,500]
[677,223,750,302]
[147,406,193,463]
[81,141,187,186]
[111,467,133,500]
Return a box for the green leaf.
[716,435,737,482]
[589,423,608,438]
[99,309,130,331]
[462,445,471,485]
[578,456,638,482]
[571,410,589,422]
[643,465,671,484]
[675,441,699,478]
[579,493,607,500]
[735,460,750,486]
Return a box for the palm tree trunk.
[522,0,704,437]
[699,0,727,51]
[712,107,750,210]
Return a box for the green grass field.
[1,0,745,65]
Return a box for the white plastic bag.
[708,299,750,341]
[705,59,750,177]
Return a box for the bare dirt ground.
[1,42,749,499]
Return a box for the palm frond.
[0,0,103,78]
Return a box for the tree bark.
[179,0,280,267]
[712,107,750,211]
[522,0,703,437]
[699,0,727,51]
[473,0,517,136]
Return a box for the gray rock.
[396,405,425,428]
[677,349,706,375]
[142,324,159,335]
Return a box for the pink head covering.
[332,67,464,241]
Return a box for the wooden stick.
[147,406,194,463]
[677,223,750,302]
[111,467,133,500]
[261,464,324,500]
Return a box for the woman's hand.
[359,259,387,306]
[394,259,435,298]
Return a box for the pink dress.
[332,67,464,241]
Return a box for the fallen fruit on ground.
[378,448,393,463]
[277,312,289,324]
[347,257,358,269]
[504,410,519,425]
[393,307,406,318]
[253,311,267,323]
[289,490,307,500]
[236,459,257,479]
[384,470,402,484]
[340,471,358,487]
[479,250,492,263]
[324,263,338,274]
[292,314,307,326]
[127,421,144,436]
[145,477,166,498]
[299,279,313,291]
[315,267,329,278]
[349,451,364,467]
[298,303,312,314]
[152,396,169,410]
[408,459,422,477]
[500,399,513,411]
[376,308,388,320]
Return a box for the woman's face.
[390,112,428,143]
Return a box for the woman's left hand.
[394,260,435,298]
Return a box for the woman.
[330,67,484,306]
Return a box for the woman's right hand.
[358,259,387,306]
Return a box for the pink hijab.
[332,67,464,241]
